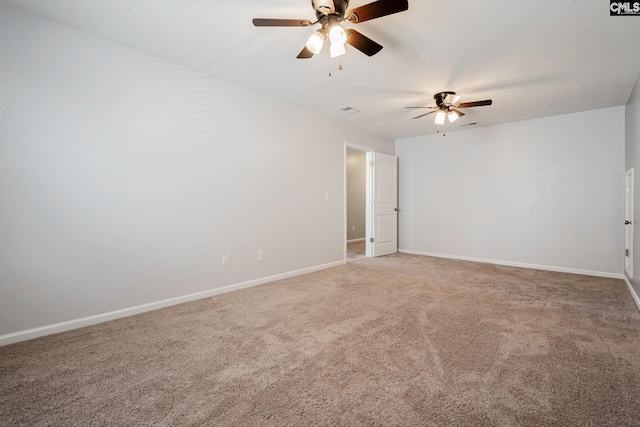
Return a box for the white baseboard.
[623,275,640,312]
[399,249,624,280]
[347,238,366,243]
[0,260,345,347]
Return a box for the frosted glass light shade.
[330,43,346,58]
[435,110,446,125]
[306,31,326,54]
[329,25,347,46]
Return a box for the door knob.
[625,221,632,225]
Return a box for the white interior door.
[626,168,634,278]
[366,152,398,257]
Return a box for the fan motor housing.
[312,0,349,19]
[434,91,456,106]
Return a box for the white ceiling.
[3,0,640,139]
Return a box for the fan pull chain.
[328,56,344,77]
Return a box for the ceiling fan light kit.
[253,0,409,59]
[405,91,492,130]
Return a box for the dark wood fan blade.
[451,109,465,117]
[253,18,313,27]
[345,29,383,56]
[412,110,437,119]
[346,0,409,23]
[404,106,437,109]
[296,46,315,59]
[457,99,493,108]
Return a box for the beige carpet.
[347,240,366,263]
[2,254,640,426]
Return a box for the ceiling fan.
[252,0,409,59]
[406,92,493,125]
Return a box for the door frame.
[344,142,374,262]
[626,168,634,278]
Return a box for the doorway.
[346,147,367,262]
[344,143,398,262]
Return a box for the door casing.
[626,168,634,278]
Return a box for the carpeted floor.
[347,240,366,263]
[2,254,640,426]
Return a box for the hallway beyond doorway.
[347,240,366,263]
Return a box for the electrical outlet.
[258,251,264,262]
[352,226,356,232]
[221,256,229,268]
[476,239,482,246]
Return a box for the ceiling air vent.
[341,106,360,114]
[460,122,478,127]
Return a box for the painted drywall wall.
[396,107,625,276]
[0,4,394,339]
[346,149,366,240]
[625,72,640,302]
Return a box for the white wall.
[625,73,640,302]
[346,149,366,240]
[0,5,394,341]
[397,107,625,277]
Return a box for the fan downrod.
[312,0,349,19]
